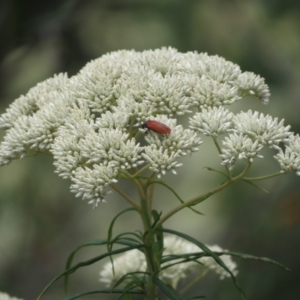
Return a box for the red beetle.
[141,120,171,134]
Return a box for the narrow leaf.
[221,251,291,271]
[162,229,246,300]
[148,180,204,215]
[64,237,141,291]
[152,210,164,263]
[242,179,269,193]
[107,207,137,251]
[153,277,186,300]
[203,166,229,178]
[64,240,107,291]
[38,244,143,300]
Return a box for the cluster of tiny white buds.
[220,133,264,169]
[142,145,182,177]
[232,110,292,150]
[274,134,300,175]
[190,77,241,109]
[235,72,270,105]
[189,107,234,137]
[70,163,118,208]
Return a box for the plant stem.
[153,162,252,229]
[212,136,232,179]
[244,171,284,181]
[140,176,161,300]
[111,184,141,211]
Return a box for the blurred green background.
[0,0,300,299]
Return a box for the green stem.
[212,136,232,179]
[110,184,141,211]
[131,164,152,177]
[146,172,156,211]
[244,171,285,181]
[120,170,147,200]
[140,201,159,300]
[139,174,162,300]
[143,233,158,300]
[153,162,252,229]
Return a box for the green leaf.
[153,277,186,300]
[221,251,291,271]
[148,180,204,215]
[160,252,205,271]
[105,208,137,285]
[64,237,141,292]
[112,271,147,289]
[242,179,269,193]
[38,244,143,300]
[152,210,164,263]
[203,166,229,178]
[107,207,137,252]
[161,229,247,300]
[110,232,142,248]
[64,239,107,292]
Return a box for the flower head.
[220,133,264,169]
[235,72,270,104]
[274,134,300,175]
[189,107,234,137]
[0,47,276,205]
[233,110,292,150]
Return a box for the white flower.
[190,77,240,109]
[189,107,234,137]
[0,116,31,166]
[274,134,300,175]
[116,95,155,124]
[79,128,143,168]
[70,163,118,208]
[202,54,242,82]
[0,73,68,130]
[99,235,238,288]
[142,73,194,117]
[0,292,23,300]
[235,72,270,104]
[220,133,264,169]
[233,110,292,150]
[94,111,129,131]
[142,145,182,177]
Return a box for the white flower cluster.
[0,292,23,300]
[99,235,238,288]
[0,47,298,206]
[274,134,300,175]
[190,106,295,170]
